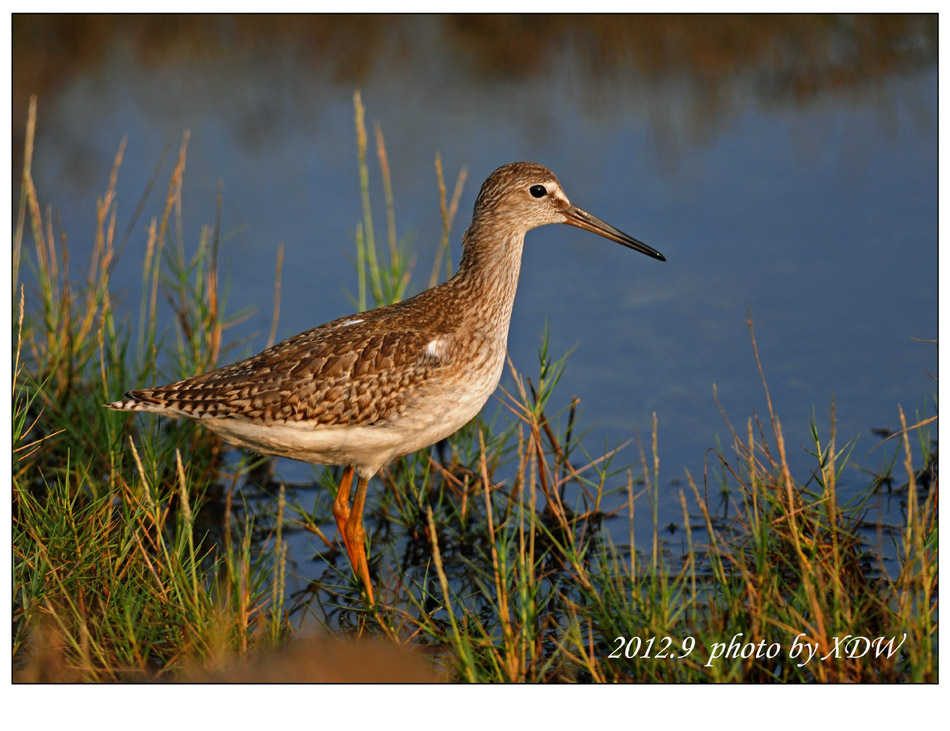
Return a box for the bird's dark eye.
[529,185,547,198]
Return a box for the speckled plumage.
[111,303,479,428]
[107,161,665,602]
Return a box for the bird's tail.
[104,392,179,416]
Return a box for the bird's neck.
[451,225,527,341]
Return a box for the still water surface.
[13,16,937,560]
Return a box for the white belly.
[202,356,502,473]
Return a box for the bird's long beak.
[564,205,666,262]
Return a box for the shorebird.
[107,162,665,603]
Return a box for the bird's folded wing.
[113,321,454,427]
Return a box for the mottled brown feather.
[120,289,471,426]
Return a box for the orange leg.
[331,465,355,561]
[345,474,375,604]
[331,466,375,604]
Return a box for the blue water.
[15,17,937,547]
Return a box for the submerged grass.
[12,92,937,682]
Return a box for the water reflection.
[12,15,937,178]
